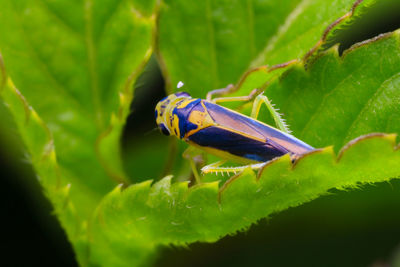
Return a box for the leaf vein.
[250,0,311,67]
[300,63,366,136]
[37,0,83,38]
[246,0,256,58]
[9,3,92,119]
[344,72,400,144]
[205,0,219,88]
[84,0,103,129]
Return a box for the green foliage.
[265,32,400,150]
[0,0,154,264]
[92,134,400,266]
[158,0,375,95]
[0,0,399,266]
[90,32,400,266]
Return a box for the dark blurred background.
[1,0,400,266]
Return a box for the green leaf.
[1,0,399,266]
[265,32,400,150]
[0,0,154,264]
[131,0,377,187]
[89,30,400,266]
[91,137,400,266]
[158,0,375,96]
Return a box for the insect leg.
[207,60,299,102]
[204,92,290,175]
[210,88,260,104]
[251,94,291,134]
[183,147,203,184]
[206,84,236,101]
[202,161,265,175]
[206,65,270,101]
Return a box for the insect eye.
[159,123,170,136]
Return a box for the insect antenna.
[144,127,159,136]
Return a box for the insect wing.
[202,101,313,155]
[187,125,288,162]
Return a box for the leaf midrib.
[84,0,104,130]
[344,72,400,143]
[250,0,311,68]
[246,0,256,58]
[205,0,219,88]
[299,62,367,137]
[37,0,83,37]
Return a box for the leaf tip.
[56,184,72,201]
[188,181,220,195]
[148,175,174,199]
[257,153,291,179]
[153,175,173,188]
[110,184,124,196]
[291,147,333,169]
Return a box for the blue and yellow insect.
[155,86,314,182]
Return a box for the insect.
[155,85,314,183]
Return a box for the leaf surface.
[0,0,154,263]
[0,0,399,266]
[265,32,400,150]
[89,28,400,267]
[158,0,375,96]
